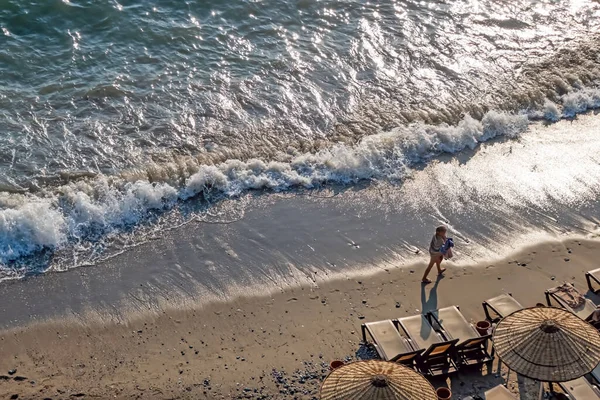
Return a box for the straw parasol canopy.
[320,360,437,400]
[493,306,600,382]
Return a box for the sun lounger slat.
[482,294,523,322]
[362,320,413,361]
[396,314,441,351]
[428,306,495,368]
[396,313,458,377]
[433,306,479,342]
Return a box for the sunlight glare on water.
[0,0,599,277]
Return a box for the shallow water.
[0,0,600,279]
[2,115,600,328]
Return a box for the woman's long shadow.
[420,275,443,339]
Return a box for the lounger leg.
[545,291,552,307]
[361,324,367,342]
[482,302,492,322]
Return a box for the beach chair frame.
[587,268,600,294]
[395,314,444,351]
[545,284,596,320]
[395,315,459,377]
[360,321,422,367]
[454,335,494,366]
[552,377,600,399]
[427,309,495,368]
[482,293,522,323]
[414,339,460,377]
[391,348,423,366]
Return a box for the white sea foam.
[0,90,598,273]
[561,88,600,117]
[543,100,561,122]
[182,111,529,199]
[0,200,67,262]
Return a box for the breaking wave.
[2,86,599,277]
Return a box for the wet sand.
[1,237,599,399]
[3,116,600,334]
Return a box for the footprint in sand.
[347,241,360,249]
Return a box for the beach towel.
[548,283,586,309]
[440,238,454,255]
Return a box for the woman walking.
[422,225,448,284]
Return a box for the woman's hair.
[436,225,447,234]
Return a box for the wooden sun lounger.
[482,294,523,323]
[545,283,597,320]
[396,314,459,377]
[587,268,600,294]
[557,377,600,399]
[361,320,421,366]
[427,306,494,367]
[484,384,517,400]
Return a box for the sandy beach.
[1,236,599,399]
[2,1,600,399]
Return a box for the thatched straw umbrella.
[320,360,437,400]
[493,306,600,397]
[493,306,600,382]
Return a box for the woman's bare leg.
[422,258,436,283]
[436,256,446,275]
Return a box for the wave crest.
[0,109,532,270]
[1,83,599,275]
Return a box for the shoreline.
[1,237,599,399]
[1,231,598,330]
[2,113,600,331]
[0,224,596,331]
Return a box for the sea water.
[1,0,600,281]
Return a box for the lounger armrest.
[361,324,368,342]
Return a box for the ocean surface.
[1,0,600,283]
